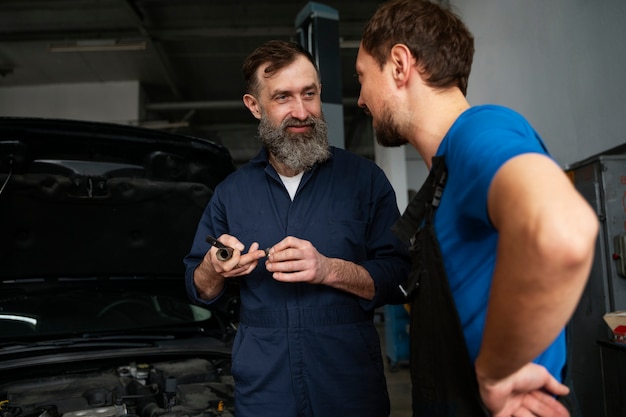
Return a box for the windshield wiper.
[0,335,168,352]
[0,326,221,352]
[80,332,177,340]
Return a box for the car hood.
[0,117,235,279]
[0,117,239,417]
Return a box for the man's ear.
[390,44,413,87]
[243,94,262,120]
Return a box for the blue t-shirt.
[434,104,566,381]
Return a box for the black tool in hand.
[206,235,234,261]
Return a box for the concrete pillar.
[295,2,345,149]
[375,142,409,211]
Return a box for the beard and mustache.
[258,111,331,173]
[257,102,406,172]
[371,103,408,148]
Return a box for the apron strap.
[392,156,447,245]
[393,156,489,416]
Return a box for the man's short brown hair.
[242,40,320,96]
[361,0,474,95]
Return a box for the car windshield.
[0,284,214,339]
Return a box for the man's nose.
[290,98,309,120]
[357,95,371,116]
[357,94,364,109]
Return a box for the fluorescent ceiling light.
[137,120,190,129]
[48,39,147,52]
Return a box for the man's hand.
[209,234,266,277]
[265,236,375,299]
[265,236,329,284]
[194,235,267,300]
[477,362,570,417]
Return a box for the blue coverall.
[184,146,410,417]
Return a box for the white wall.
[401,0,626,193]
[0,81,142,123]
[454,0,626,168]
[375,143,410,210]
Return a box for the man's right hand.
[194,235,266,300]
[210,237,266,277]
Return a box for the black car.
[0,117,240,417]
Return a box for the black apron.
[392,156,490,417]
[393,156,579,417]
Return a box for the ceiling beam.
[146,97,358,112]
[119,0,183,100]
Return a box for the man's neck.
[410,90,470,169]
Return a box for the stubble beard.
[374,103,408,148]
[259,112,331,173]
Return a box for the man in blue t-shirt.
[356,1,598,416]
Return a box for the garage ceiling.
[0,0,386,165]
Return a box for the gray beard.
[258,112,331,173]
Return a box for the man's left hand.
[265,236,329,284]
[477,362,570,417]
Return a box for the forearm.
[193,258,226,301]
[323,258,376,300]
[476,216,597,380]
[480,154,599,380]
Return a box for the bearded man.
[183,40,410,417]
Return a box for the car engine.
[0,357,234,417]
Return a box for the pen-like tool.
[206,235,234,261]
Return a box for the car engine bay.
[0,357,235,417]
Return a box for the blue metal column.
[295,2,345,149]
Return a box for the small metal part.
[215,247,234,261]
[205,235,234,261]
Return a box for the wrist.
[194,259,224,299]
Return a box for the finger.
[511,407,534,417]
[220,259,250,277]
[233,248,265,273]
[267,236,289,253]
[541,377,570,397]
[267,247,298,264]
[271,270,306,282]
[241,261,257,274]
[267,257,300,273]
[246,242,270,259]
[239,248,268,265]
[218,234,245,252]
[271,236,305,253]
[525,391,570,417]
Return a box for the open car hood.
[0,117,236,278]
[0,118,239,417]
